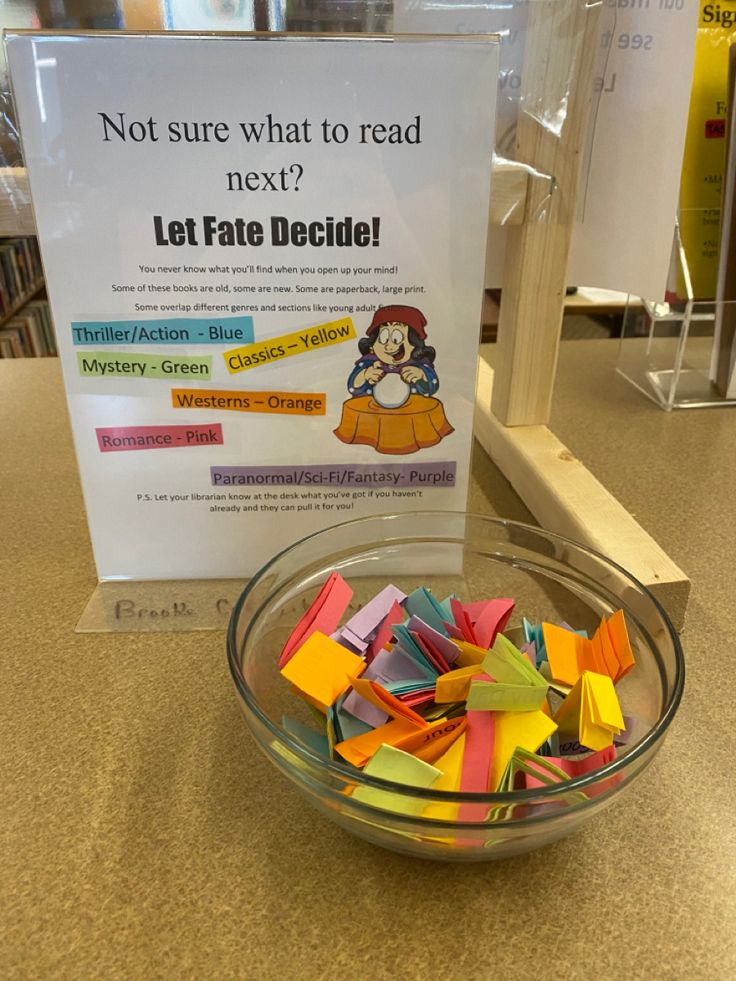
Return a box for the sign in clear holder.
[617,223,736,411]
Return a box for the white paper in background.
[395,0,699,300]
[7,33,498,580]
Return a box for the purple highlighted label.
[210,462,456,487]
[97,423,223,452]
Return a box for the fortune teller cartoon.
[334,305,453,455]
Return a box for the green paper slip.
[466,681,549,712]
[482,633,548,688]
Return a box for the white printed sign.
[7,33,498,580]
[395,0,698,300]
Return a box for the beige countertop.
[2,343,735,980]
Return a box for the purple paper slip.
[339,585,407,646]
[364,647,428,684]
[406,615,461,665]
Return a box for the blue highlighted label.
[71,316,254,346]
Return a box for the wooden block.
[492,0,602,427]
[474,358,691,631]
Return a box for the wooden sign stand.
[0,9,690,627]
[475,0,690,630]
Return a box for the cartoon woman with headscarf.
[334,305,453,455]
[348,305,438,407]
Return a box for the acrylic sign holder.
[0,0,691,631]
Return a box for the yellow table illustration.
[334,394,453,455]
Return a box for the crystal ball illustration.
[373,372,411,409]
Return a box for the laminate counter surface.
[2,345,734,980]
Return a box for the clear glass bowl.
[227,512,684,861]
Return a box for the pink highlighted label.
[96,424,223,452]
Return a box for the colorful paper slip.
[421,734,467,822]
[466,681,548,713]
[334,716,419,767]
[544,612,636,686]
[490,709,558,792]
[280,630,365,713]
[338,584,406,653]
[555,671,624,752]
[348,676,427,728]
[393,715,467,764]
[279,571,353,668]
[353,744,442,817]
[467,598,515,649]
[367,600,405,662]
[434,664,481,703]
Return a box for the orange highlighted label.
[171,388,325,416]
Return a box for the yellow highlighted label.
[223,317,355,374]
[171,388,325,416]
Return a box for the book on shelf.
[0,236,43,319]
[0,300,56,358]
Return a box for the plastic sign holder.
[0,1,691,630]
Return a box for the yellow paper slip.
[434,664,479,703]
[422,733,467,822]
[555,671,623,753]
[489,710,558,793]
[280,630,365,713]
[453,641,488,668]
[606,610,636,681]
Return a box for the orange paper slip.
[280,630,365,713]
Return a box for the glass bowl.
[227,512,684,861]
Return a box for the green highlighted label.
[78,351,211,380]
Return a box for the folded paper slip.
[404,587,449,635]
[405,615,461,666]
[460,709,496,793]
[367,600,405,661]
[349,676,427,727]
[334,716,419,767]
[434,663,480,703]
[543,612,635,687]
[394,715,467,764]
[497,747,572,793]
[421,733,466,822]
[279,572,353,668]
[453,641,488,668]
[450,597,478,644]
[554,671,624,752]
[490,710,558,792]
[280,630,365,712]
[464,598,515,649]
[337,584,406,652]
[483,633,548,688]
[466,680,548,713]
[523,745,616,790]
[352,744,442,817]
